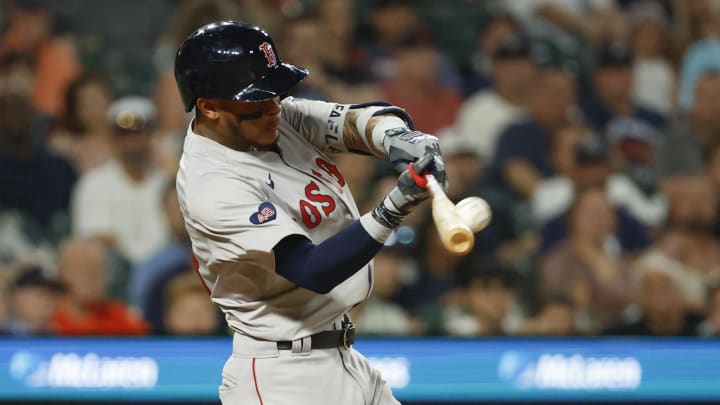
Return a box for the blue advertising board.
[0,337,718,402]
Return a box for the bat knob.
[442,222,474,256]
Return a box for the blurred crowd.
[1,0,720,338]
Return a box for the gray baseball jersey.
[176,97,373,341]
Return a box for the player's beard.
[230,115,279,148]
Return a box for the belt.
[277,320,355,350]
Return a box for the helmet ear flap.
[174,21,308,110]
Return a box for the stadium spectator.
[605,264,702,336]
[0,90,77,246]
[71,96,169,265]
[580,42,666,137]
[278,16,332,101]
[604,117,668,227]
[278,15,376,104]
[360,0,461,91]
[504,0,627,56]
[656,175,720,285]
[434,134,522,257]
[49,73,115,173]
[632,250,707,313]
[518,293,577,336]
[129,181,192,331]
[0,52,34,96]
[381,27,462,134]
[163,271,222,336]
[698,284,720,336]
[678,39,720,112]
[3,266,61,336]
[627,1,676,115]
[361,0,421,81]
[0,211,57,270]
[657,71,720,178]
[539,187,634,333]
[531,123,595,225]
[52,238,149,336]
[488,67,576,199]
[421,265,520,336]
[704,143,720,238]
[332,152,381,215]
[536,131,653,253]
[351,247,424,336]
[453,33,534,162]
[463,12,521,96]
[671,0,720,52]
[439,135,484,202]
[316,0,380,103]
[462,266,521,336]
[0,0,82,118]
[676,1,720,110]
[395,218,475,312]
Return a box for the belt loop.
[342,324,355,350]
[232,332,280,358]
[291,336,311,356]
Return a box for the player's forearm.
[342,106,413,157]
[342,109,379,155]
[273,219,383,294]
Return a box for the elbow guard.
[351,102,414,155]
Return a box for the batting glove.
[383,128,448,191]
[372,154,437,229]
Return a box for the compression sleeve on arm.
[273,219,384,294]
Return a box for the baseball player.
[173,21,447,405]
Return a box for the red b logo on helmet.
[259,42,277,68]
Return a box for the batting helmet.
[174,21,308,112]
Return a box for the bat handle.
[425,173,443,197]
[424,173,475,255]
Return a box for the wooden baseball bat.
[425,174,475,256]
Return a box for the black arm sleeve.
[273,219,383,294]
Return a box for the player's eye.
[236,110,263,121]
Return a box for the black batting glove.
[382,128,448,192]
[372,154,437,229]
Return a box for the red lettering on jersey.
[258,42,277,68]
[299,199,321,228]
[305,181,336,216]
[316,158,345,187]
[298,181,338,228]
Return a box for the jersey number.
[298,158,344,228]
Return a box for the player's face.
[219,97,282,146]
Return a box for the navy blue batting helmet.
[174,21,308,112]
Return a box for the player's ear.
[196,98,221,120]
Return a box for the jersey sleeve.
[187,173,309,261]
[280,97,350,154]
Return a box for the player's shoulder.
[280,95,307,107]
[280,96,333,118]
[182,167,266,226]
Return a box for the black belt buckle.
[342,321,355,349]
